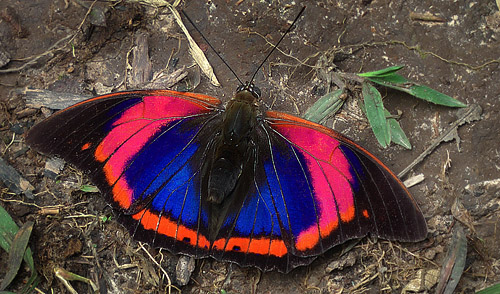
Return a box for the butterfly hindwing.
[205,140,318,272]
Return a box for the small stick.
[398,104,482,178]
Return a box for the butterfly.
[26,8,427,274]
[26,82,427,273]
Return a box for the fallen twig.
[398,104,482,178]
[0,34,72,74]
[22,88,92,110]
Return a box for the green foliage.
[303,89,344,124]
[362,83,391,148]
[100,215,112,223]
[80,184,99,193]
[304,65,467,148]
[0,205,39,293]
[477,282,500,294]
[386,109,412,149]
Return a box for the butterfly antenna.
[248,6,306,85]
[181,10,245,86]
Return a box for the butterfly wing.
[26,90,225,257]
[203,110,427,273]
[264,111,427,250]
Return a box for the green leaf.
[100,215,112,223]
[303,89,344,123]
[366,79,466,108]
[358,65,405,77]
[0,205,38,293]
[358,65,466,107]
[368,73,408,85]
[385,109,412,149]
[477,282,500,294]
[0,222,34,291]
[0,205,19,252]
[362,83,391,148]
[407,85,467,107]
[80,184,99,193]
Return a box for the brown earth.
[0,0,499,293]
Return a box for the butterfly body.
[27,85,427,273]
[200,87,260,241]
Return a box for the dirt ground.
[1,0,499,293]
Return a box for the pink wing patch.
[94,94,220,209]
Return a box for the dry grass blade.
[168,6,220,87]
[436,226,467,294]
[398,104,482,178]
[54,267,98,294]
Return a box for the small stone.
[175,255,195,286]
[326,251,357,273]
[44,157,65,179]
[0,45,10,67]
[0,157,34,198]
[9,123,24,134]
[402,269,439,293]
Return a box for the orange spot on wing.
[248,239,271,255]
[297,218,343,251]
[81,142,91,150]
[270,239,288,257]
[95,142,107,162]
[340,204,355,223]
[296,226,320,251]
[111,179,132,209]
[212,238,226,250]
[320,220,339,238]
[226,238,250,252]
[362,209,369,219]
[131,210,289,257]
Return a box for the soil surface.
[1,0,499,293]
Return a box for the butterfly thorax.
[222,90,259,145]
[202,89,260,241]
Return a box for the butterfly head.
[236,82,261,100]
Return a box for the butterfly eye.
[236,84,245,93]
[249,84,261,99]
